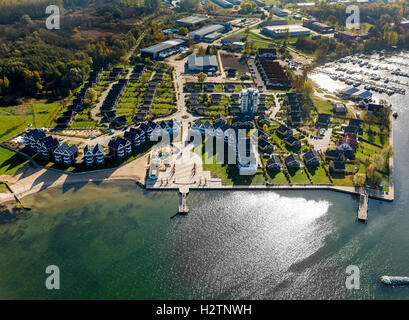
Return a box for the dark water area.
[1,53,409,300]
[0,182,408,299]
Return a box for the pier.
[357,190,368,222]
[178,186,189,214]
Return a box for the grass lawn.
[324,94,349,103]
[312,95,355,119]
[266,170,288,184]
[287,167,310,184]
[306,164,331,184]
[332,173,355,187]
[194,142,267,186]
[0,147,29,176]
[0,100,63,142]
[0,116,32,142]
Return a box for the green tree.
[85,88,98,106]
[372,154,384,171]
[197,72,207,87]
[353,173,366,187]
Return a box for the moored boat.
[380,275,409,285]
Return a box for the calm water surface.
[1,53,409,300]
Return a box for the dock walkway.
[178,186,189,214]
[357,191,368,222]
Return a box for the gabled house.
[288,112,302,126]
[316,113,331,127]
[38,136,59,158]
[285,135,301,148]
[367,103,384,116]
[54,143,78,166]
[84,144,105,166]
[285,153,300,169]
[124,127,144,148]
[115,116,127,126]
[337,133,358,151]
[139,122,152,141]
[190,119,203,134]
[303,149,320,166]
[333,102,347,113]
[108,137,132,159]
[56,116,72,127]
[330,160,346,173]
[211,94,222,104]
[266,155,282,171]
[24,129,46,150]
[104,111,117,121]
[276,125,292,137]
[349,119,363,134]
[325,149,345,161]
[258,138,274,154]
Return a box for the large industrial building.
[187,55,218,73]
[210,0,233,8]
[272,7,289,17]
[303,19,334,34]
[176,16,209,27]
[140,38,186,59]
[188,24,228,42]
[261,25,311,38]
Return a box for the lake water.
[1,52,409,300]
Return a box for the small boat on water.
[380,275,409,285]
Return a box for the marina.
[313,50,409,98]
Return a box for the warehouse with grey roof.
[140,38,186,59]
[188,24,228,42]
[187,55,218,73]
[176,15,209,27]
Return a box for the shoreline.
[0,171,393,207]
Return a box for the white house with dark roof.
[54,143,78,166]
[84,144,105,166]
[285,153,300,169]
[303,149,320,166]
[24,129,46,150]
[38,136,59,158]
[108,137,131,159]
[267,155,282,171]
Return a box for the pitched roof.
[26,129,46,140]
[40,136,59,149]
[332,161,346,170]
[285,153,300,164]
[93,144,104,154]
[304,149,319,163]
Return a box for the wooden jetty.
[357,191,368,222]
[178,186,189,215]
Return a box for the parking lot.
[307,127,333,152]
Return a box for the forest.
[0,0,159,106]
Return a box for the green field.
[0,101,63,142]
[0,147,29,176]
